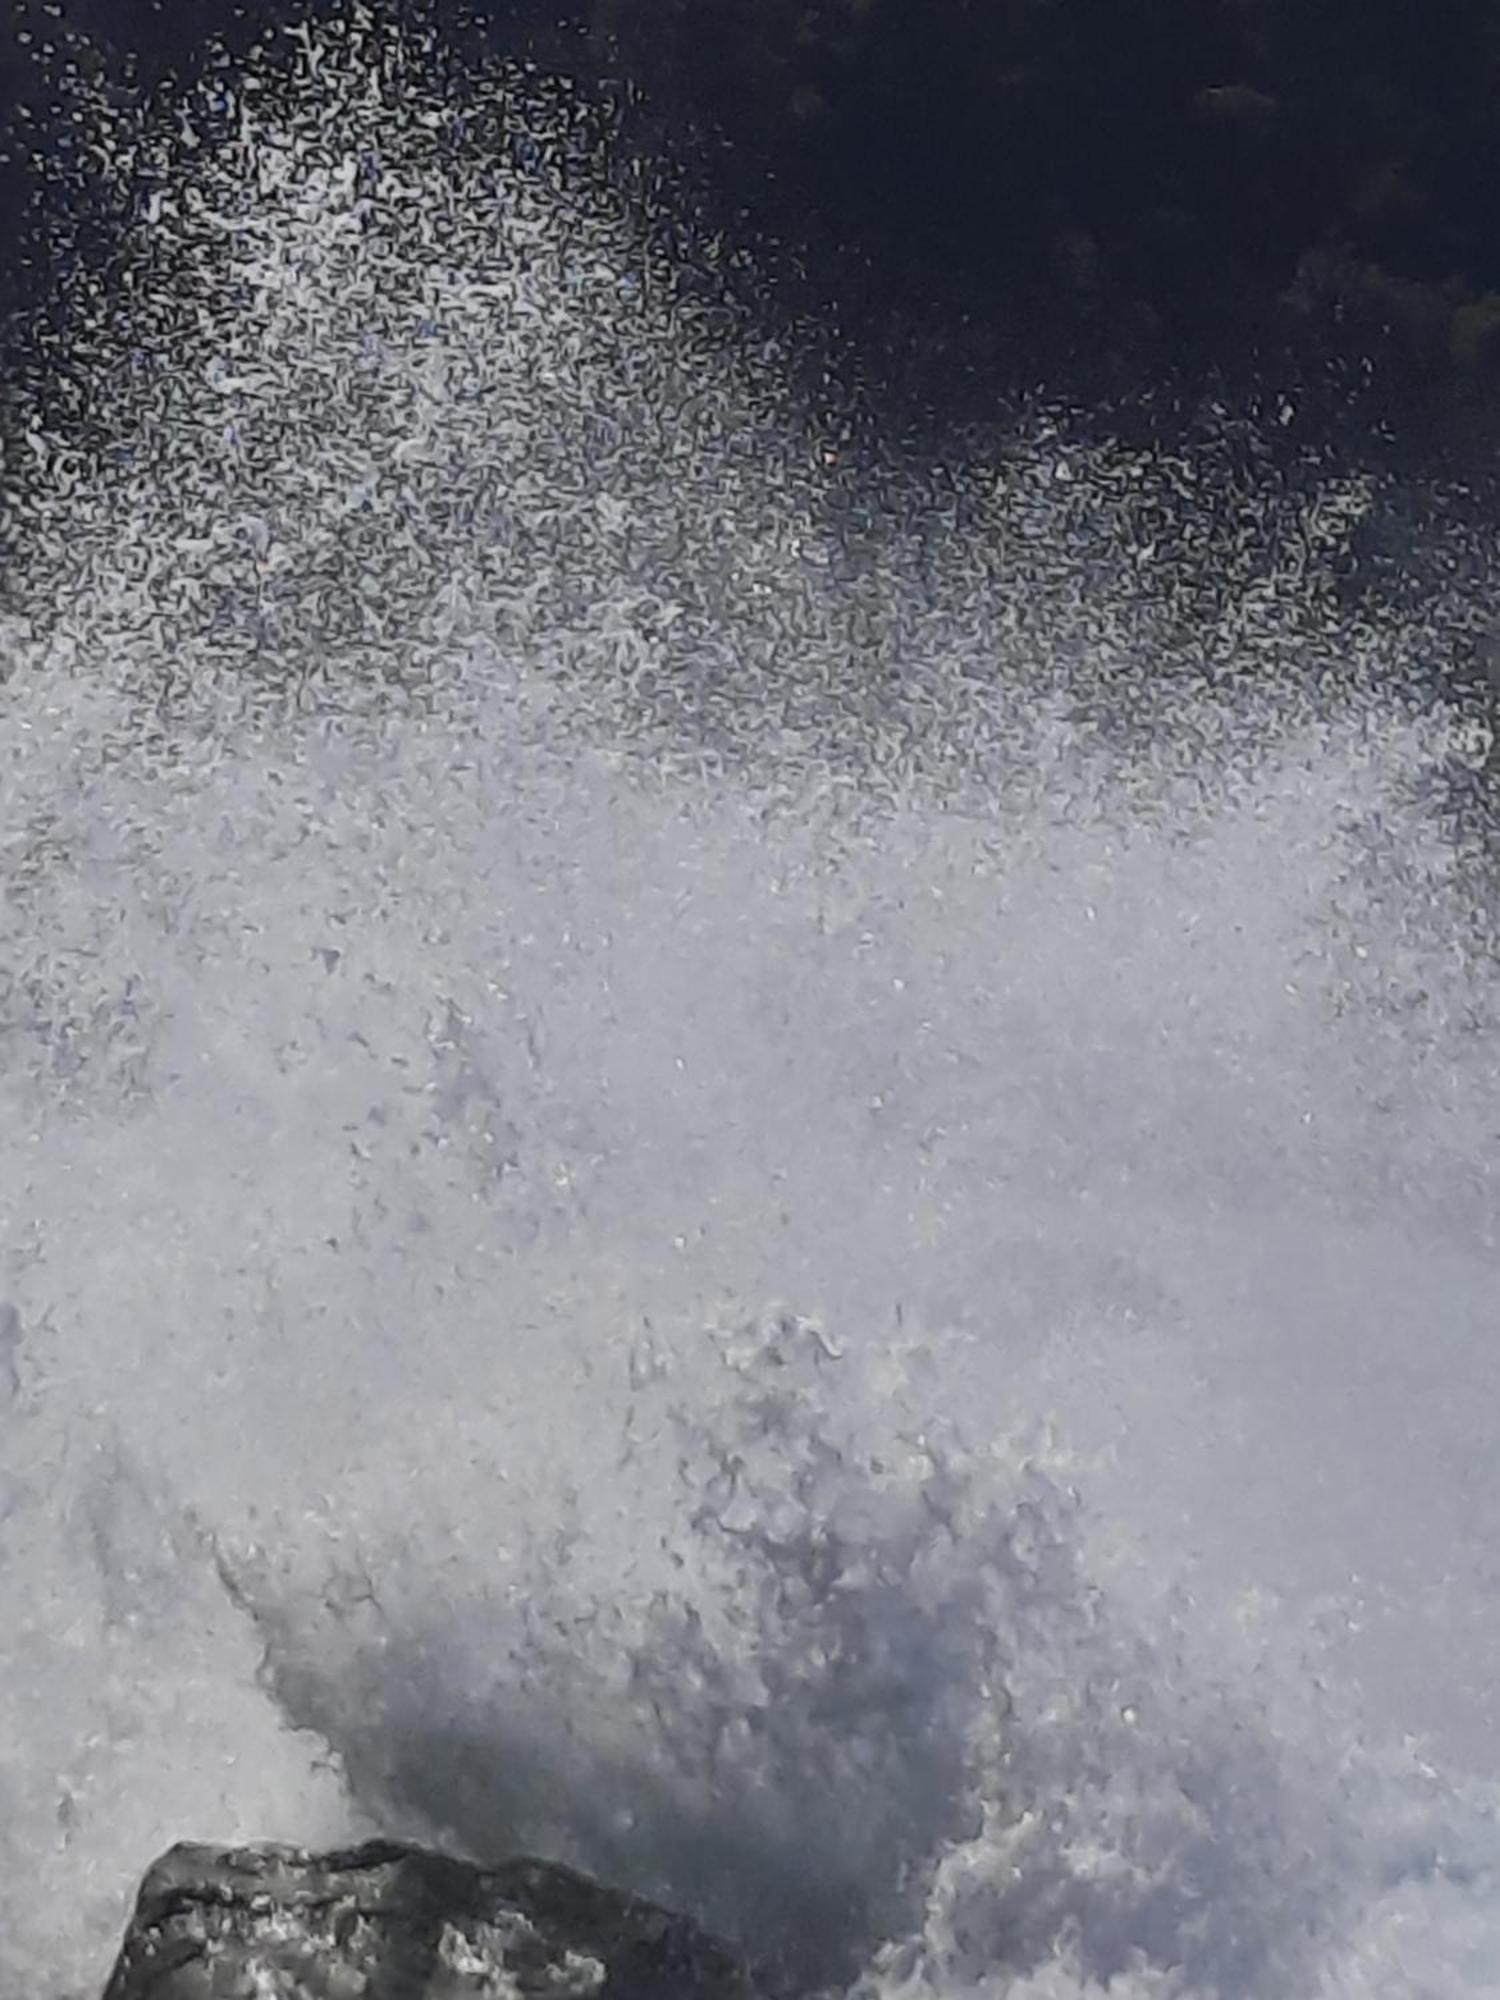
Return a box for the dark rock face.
[101,1841,757,2000]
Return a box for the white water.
[1,12,1497,1997]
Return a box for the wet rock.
[101,1840,757,2000]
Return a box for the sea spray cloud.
[194,1311,1357,1997]
[1,8,1498,1999]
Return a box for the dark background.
[5,0,1500,452]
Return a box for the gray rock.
[101,1840,758,2000]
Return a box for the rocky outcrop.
[101,1841,757,2000]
